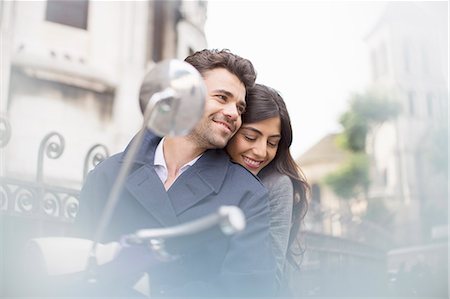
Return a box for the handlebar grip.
[122,206,245,246]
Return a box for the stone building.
[1,0,207,188]
[297,2,447,248]
[298,133,348,236]
[364,2,448,245]
[0,1,207,296]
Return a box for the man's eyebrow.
[212,89,234,97]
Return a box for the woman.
[226,83,309,293]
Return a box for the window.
[403,41,411,73]
[407,91,415,116]
[382,169,388,186]
[45,0,89,30]
[426,93,433,117]
[379,43,388,76]
[370,50,378,80]
[152,0,165,62]
[421,46,429,74]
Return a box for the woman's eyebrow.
[269,135,282,139]
[241,126,282,138]
[241,126,262,135]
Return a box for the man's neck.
[163,136,205,175]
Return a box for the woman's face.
[226,116,281,175]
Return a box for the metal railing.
[0,116,109,222]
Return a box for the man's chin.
[215,141,228,149]
[210,137,229,149]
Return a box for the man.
[74,49,276,297]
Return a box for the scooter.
[23,59,246,297]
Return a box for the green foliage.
[325,89,400,201]
[350,91,401,124]
[324,153,370,200]
[339,90,401,152]
[339,111,367,151]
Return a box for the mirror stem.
[87,88,176,274]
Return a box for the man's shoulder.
[199,149,267,194]
[228,161,261,180]
[226,160,267,192]
[87,152,123,177]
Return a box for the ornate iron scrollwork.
[64,195,79,219]
[83,143,109,180]
[0,182,10,211]
[0,115,11,148]
[42,191,60,217]
[15,186,37,213]
[36,132,65,183]
[0,131,110,221]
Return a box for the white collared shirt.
[153,137,202,184]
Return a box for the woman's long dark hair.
[243,84,310,269]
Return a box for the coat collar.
[119,129,160,166]
[123,130,231,226]
[167,149,229,215]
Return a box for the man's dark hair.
[139,49,256,113]
[185,49,257,89]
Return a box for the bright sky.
[205,1,387,158]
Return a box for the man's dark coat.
[74,130,276,297]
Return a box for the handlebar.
[122,205,246,246]
[24,206,246,297]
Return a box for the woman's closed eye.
[268,137,281,147]
[244,135,256,141]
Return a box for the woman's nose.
[252,141,267,158]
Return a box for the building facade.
[0,1,207,296]
[1,0,207,188]
[365,2,448,245]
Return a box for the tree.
[324,153,369,200]
[338,90,401,152]
[324,90,400,201]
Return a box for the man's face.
[190,68,246,149]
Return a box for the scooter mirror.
[138,59,206,136]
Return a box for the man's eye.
[237,105,246,115]
[216,95,226,101]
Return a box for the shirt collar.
[154,137,203,169]
[154,137,166,167]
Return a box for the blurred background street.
[1,1,448,297]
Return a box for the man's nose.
[223,103,239,120]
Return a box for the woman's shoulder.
[259,170,293,209]
[259,169,292,189]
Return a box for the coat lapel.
[121,130,232,223]
[122,130,179,227]
[125,165,179,227]
[168,149,230,215]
